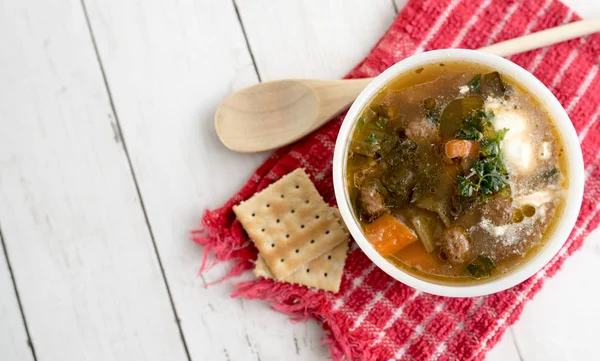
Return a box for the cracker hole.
[315,215,320,219]
[271,243,275,248]
[295,185,299,189]
[324,273,328,277]
[280,194,284,198]
[280,258,284,262]
[310,239,315,244]
[300,224,305,229]
[286,234,290,239]
[266,204,270,208]
[261,228,265,232]
[276,219,280,223]
[305,200,309,204]
[327,255,332,260]
[295,249,299,253]
[306,269,310,273]
[325,230,330,235]
[251,213,255,217]
[291,209,295,214]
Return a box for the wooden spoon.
[216,19,600,153]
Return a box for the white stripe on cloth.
[522,0,553,35]
[483,1,521,46]
[450,0,494,48]
[578,104,600,142]
[549,36,588,91]
[350,281,396,331]
[370,291,422,347]
[566,63,599,114]
[529,11,573,73]
[414,0,462,54]
[585,150,600,180]
[332,263,376,311]
[429,297,486,361]
[389,300,448,361]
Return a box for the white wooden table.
[1,1,599,360]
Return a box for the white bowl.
[333,49,584,297]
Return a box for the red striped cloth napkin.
[194,0,600,360]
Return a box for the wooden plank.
[0,236,34,361]
[79,1,287,360]
[484,330,522,361]
[236,0,397,80]
[0,1,188,360]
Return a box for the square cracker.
[233,168,347,279]
[254,239,349,293]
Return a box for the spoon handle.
[478,19,600,57]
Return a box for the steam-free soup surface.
[346,62,567,284]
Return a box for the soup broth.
[346,62,567,284]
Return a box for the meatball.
[359,184,388,222]
[405,119,440,144]
[439,226,470,264]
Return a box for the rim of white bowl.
[333,49,584,298]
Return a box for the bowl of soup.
[333,49,584,297]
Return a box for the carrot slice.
[444,140,479,158]
[365,214,418,257]
[394,242,439,271]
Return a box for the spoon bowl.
[215,78,371,152]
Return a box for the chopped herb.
[467,74,482,93]
[364,133,377,143]
[466,256,496,278]
[456,128,509,199]
[481,139,499,157]
[357,116,366,131]
[455,109,491,140]
[456,125,481,140]
[481,128,507,158]
[457,176,476,197]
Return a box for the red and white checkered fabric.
[194,0,600,360]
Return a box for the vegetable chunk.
[365,214,418,257]
[445,140,479,158]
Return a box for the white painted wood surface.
[0,1,598,361]
[0,0,188,360]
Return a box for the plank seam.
[78,1,193,360]
[232,0,262,82]
[0,225,38,361]
[509,327,526,361]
